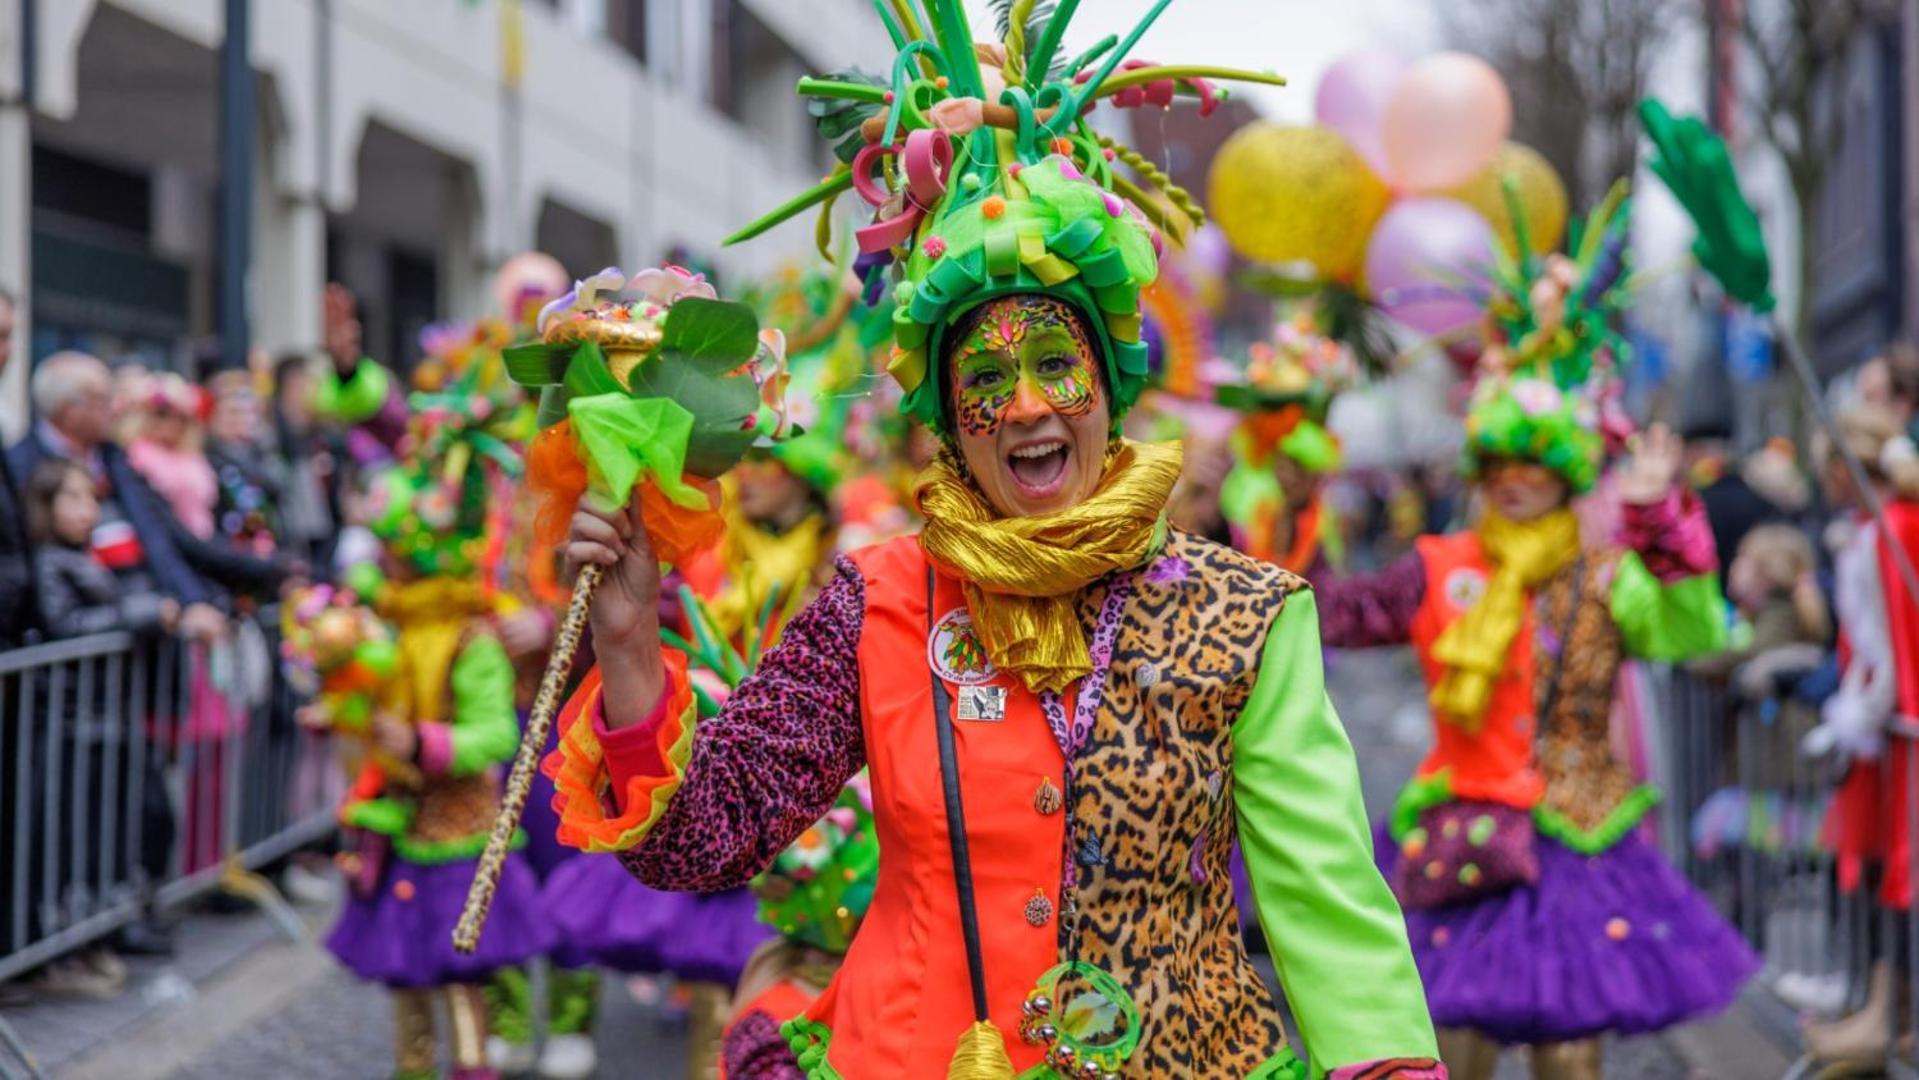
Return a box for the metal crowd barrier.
[0,609,340,1078]
[1649,663,1919,1079]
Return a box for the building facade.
[0,0,889,437]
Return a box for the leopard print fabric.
[1063,530,1302,1076]
[1532,548,1640,833]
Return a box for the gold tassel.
[948,1021,1017,1080]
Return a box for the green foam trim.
[1532,785,1662,855]
[1388,771,1456,841]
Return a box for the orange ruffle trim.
[539,649,698,854]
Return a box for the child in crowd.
[27,458,180,639]
[21,458,182,997]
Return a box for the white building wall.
[0,0,890,433]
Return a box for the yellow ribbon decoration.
[1429,507,1582,728]
[914,439,1182,694]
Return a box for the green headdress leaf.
[1638,98,1775,312]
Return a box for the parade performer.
[543,4,1442,1077]
[416,255,616,1080]
[319,346,555,1080]
[1216,310,1357,576]
[1316,190,1755,1079]
[721,778,879,1079]
[1797,405,1919,1067]
[538,268,862,1078]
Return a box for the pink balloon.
[1314,49,1408,178]
[1381,53,1512,192]
[1364,197,1496,338]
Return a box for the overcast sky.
[959,0,1442,119]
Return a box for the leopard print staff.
[453,266,792,953]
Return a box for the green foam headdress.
[751,777,879,954]
[365,322,532,578]
[724,0,1287,435]
[1462,181,1637,494]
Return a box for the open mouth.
[1006,439,1071,498]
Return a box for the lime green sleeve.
[447,634,521,776]
[316,359,391,424]
[1233,591,1439,1075]
[1609,551,1730,662]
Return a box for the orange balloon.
[1382,53,1512,193]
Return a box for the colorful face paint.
[948,297,1101,437]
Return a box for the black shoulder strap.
[927,566,992,1023]
[1537,553,1588,728]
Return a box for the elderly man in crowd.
[6,351,237,641]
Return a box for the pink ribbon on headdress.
[852,128,954,255]
[1074,59,1220,116]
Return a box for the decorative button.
[1034,777,1063,816]
[1136,662,1160,689]
[1606,917,1631,941]
[1025,889,1054,927]
[393,879,416,902]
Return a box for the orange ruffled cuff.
[540,649,698,854]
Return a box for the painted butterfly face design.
[944,294,1112,519]
[948,296,1101,439]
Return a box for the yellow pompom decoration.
[947,1020,1017,1079]
[1207,124,1389,283]
[1445,142,1569,258]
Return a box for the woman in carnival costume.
[544,5,1441,1077]
[318,342,556,1080]
[538,266,865,1077]
[1215,311,1357,577]
[1315,189,1756,1080]
[721,778,880,1078]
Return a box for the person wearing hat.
[542,6,1440,1078]
[1314,196,1755,1079]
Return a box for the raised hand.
[1616,423,1683,506]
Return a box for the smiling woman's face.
[946,295,1111,518]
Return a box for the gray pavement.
[7,644,1780,1079]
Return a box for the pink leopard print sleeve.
[1618,487,1717,582]
[615,556,867,892]
[721,1009,805,1079]
[1312,550,1428,649]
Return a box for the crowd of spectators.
[0,283,393,1000]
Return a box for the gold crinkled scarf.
[1428,507,1582,728]
[914,439,1183,694]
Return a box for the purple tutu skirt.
[1376,824,1757,1044]
[327,852,556,988]
[541,854,773,985]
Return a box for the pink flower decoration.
[755,328,792,437]
[1509,378,1563,417]
[627,265,717,307]
[922,235,947,259]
